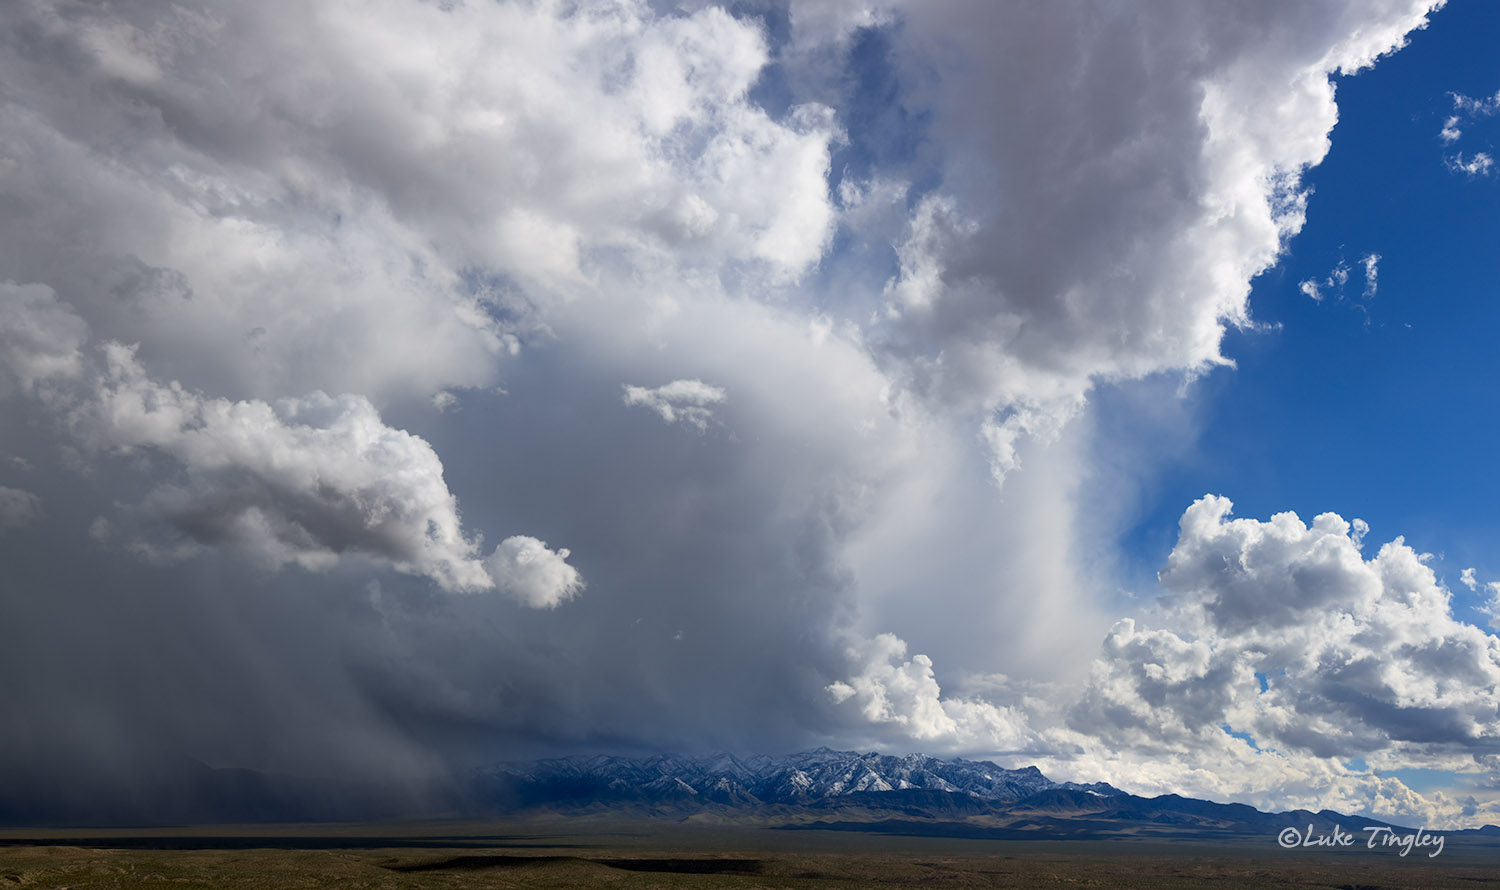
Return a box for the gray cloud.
[866,0,1437,470]
[0,282,87,394]
[0,485,40,532]
[0,285,577,600]
[80,341,501,591]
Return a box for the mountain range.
[7,747,1500,840]
[477,747,1116,808]
[472,748,1500,842]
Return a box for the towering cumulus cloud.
[4,0,1485,827]
[859,0,1440,480]
[1060,497,1500,823]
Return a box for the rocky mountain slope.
[476,747,1121,808]
[470,748,1500,843]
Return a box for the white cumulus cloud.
[484,535,585,610]
[828,632,1032,748]
[830,495,1500,827]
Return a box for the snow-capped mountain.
[475,747,1120,808]
[466,749,1489,843]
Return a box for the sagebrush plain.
[4,818,1498,889]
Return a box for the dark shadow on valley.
[386,853,765,874]
[0,834,599,851]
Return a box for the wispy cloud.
[622,379,728,432]
[1446,151,1495,177]
[1299,252,1381,305]
[1440,89,1500,174]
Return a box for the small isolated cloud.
[622,379,727,431]
[1361,253,1381,298]
[0,486,42,533]
[1445,90,1500,135]
[1446,151,1495,177]
[1452,90,1500,115]
[1300,254,1380,305]
[1461,567,1479,590]
[1438,89,1500,148]
[1437,91,1500,180]
[483,535,583,609]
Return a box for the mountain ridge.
[471,748,1500,842]
[476,747,1113,807]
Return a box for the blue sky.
[1115,0,1500,620]
[3,0,1500,829]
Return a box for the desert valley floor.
[3,817,1499,889]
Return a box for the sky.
[2,0,1500,828]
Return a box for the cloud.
[1483,584,1500,630]
[0,282,88,395]
[1071,497,1500,821]
[829,496,1500,826]
[862,0,1439,474]
[1446,151,1495,177]
[1299,253,1380,305]
[0,0,1469,824]
[1439,89,1500,175]
[0,486,41,533]
[77,341,497,590]
[0,287,578,601]
[1090,496,1500,760]
[1452,89,1500,115]
[1362,253,1381,297]
[1461,567,1478,590]
[484,535,584,610]
[0,0,839,405]
[622,379,728,431]
[1440,88,1500,144]
[826,632,1032,747]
